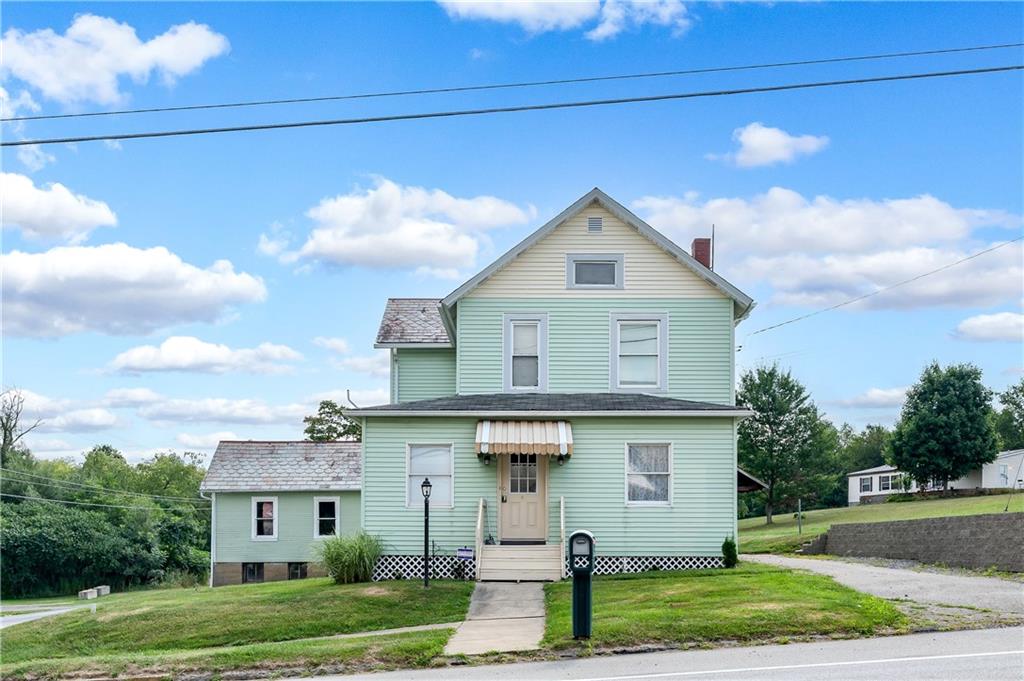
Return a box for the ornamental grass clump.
[316,532,384,584]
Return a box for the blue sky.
[2,1,1022,461]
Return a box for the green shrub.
[721,536,738,568]
[316,532,383,583]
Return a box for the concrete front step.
[479,544,563,582]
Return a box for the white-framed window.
[859,477,873,493]
[313,496,340,538]
[503,313,548,392]
[999,464,1009,485]
[407,444,454,508]
[879,475,892,491]
[610,313,668,392]
[625,443,672,505]
[566,253,624,289]
[251,496,278,541]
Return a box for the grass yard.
[543,563,906,649]
[740,494,1024,553]
[1,577,473,667]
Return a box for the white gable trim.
[441,188,755,320]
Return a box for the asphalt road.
[302,628,1023,681]
[744,554,1024,614]
[0,606,82,629]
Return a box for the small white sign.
[456,547,474,561]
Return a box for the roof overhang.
[374,342,453,349]
[347,408,753,418]
[440,187,755,321]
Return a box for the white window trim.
[405,443,455,509]
[502,313,549,393]
[251,496,278,541]
[566,253,624,290]
[879,475,891,491]
[859,477,873,493]
[313,495,341,538]
[610,312,669,393]
[624,442,673,507]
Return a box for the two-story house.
[201,188,762,586]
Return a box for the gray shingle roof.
[201,441,361,492]
[347,392,748,415]
[375,298,451,347]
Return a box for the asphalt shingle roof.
[375,298,451,346]
[347,392,746,414]
[201,441,361,492]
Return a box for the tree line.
[738,363,1024,524]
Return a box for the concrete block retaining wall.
[820,512,1024,572]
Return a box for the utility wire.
[4,42,1020,123]
[5,64,1021,148]
[0,467,210,504]
[0,492,209,511]
[744,237,1024,339]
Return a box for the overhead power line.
[1,492,209,512]
[5,64,1021,148]
[3,42,1020,123]
[744,237,1024,339]
[0,467,210,504]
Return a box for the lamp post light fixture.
[421,477,432,588]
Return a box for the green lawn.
[1,577,473,666]
[740,494,1024,553]
[544,563,905,649]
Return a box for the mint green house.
[202,188,762,585]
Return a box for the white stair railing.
[474,497,487,581]
[559,495,566,581]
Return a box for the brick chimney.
[691,237,712,269]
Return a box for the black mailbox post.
[568,529,595,639]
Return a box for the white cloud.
[313,336,351,354]
[294,177,531,272]
[16,146,56,172]
[257,232,289,257]
[438,1,689,40]
[439,1,600,33]
[109,336,303,374]
[954,312,1024,342]
[2,243,266,337]
[23,437,73,453]
[139,398,308,425]
[837,387,908,409]
[176,431,240,449]
[1,15,229,106]
[2,172,117,243]
[103,387,162,407]
[333,351,391,378]
[20,389,119,432]
[0,84,39,120]
[708,122,829,168]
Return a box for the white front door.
[499,453,547,542]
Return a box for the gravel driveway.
[744,554,1024,614]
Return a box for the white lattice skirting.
[372,554,476,581]
[563,555,724,578]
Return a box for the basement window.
[288,562,308,580]
[242,562,264,583]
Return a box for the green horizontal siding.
[362,416,737,556]
[395,348,457,402]
[456,298,734,403]
[214,491,361,563]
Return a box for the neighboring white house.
[847,449,1024,505]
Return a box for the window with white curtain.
[626,443,671,505]
[407,444,453,507]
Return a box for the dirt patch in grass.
[360,586,392,596]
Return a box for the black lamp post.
[421,477,432,588]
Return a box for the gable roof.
[201,440,361,492]
[375,298,452,348]
[441,187,755,320]
[847,464,898,477]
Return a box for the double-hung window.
[611,313,668,391]
[503,314,548,392]
[314,496,340,538]
[407,444,453,508]
[879,475,892,491]
[626,443,671,505]
[566,253,623,289]
[251,496,278,540]
[859,477,873,493]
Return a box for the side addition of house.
[202,188,763,584]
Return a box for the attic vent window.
[587,216,603,232]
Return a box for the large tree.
[303,400,361,441]
[889,362,998,489]
[994,378,1024,450]
[838,423,891,473]
[737,364,835,524]
[1,389,41,463]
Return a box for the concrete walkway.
[444,582,546,656]
[0,606,83,629]
[744,554,1024,614]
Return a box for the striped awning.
[475,420,573,457]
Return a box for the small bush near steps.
[316,532,383,583]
